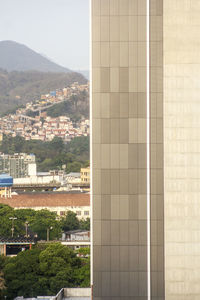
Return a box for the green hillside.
[0,69,87,115]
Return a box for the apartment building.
[0,153,36,178]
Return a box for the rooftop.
[0,193,90,208]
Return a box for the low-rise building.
[80,167,90,184]
[0,192,90,219]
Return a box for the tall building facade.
[91,0,200,299]
[0,153,36,178]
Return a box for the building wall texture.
[164,1,200,299]
[92,0,164,299]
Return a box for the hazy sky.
[0,0,89,70]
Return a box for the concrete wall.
[164,1,200,299]
[64,288,91,297]
[14,175,61,185]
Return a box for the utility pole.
[46,226,53,242]
[25,221,29,237]
[9,217,17,237]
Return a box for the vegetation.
[0,204,90,239]
[0,243,90,299]
[0,206,90,299]
[0,135,89,172]
[46,91,89,122]
[0,69,87,115]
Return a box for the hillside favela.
[0,3,91,296]
[0,81,89,142]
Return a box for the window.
[76,211,81,216]
[84,211,89,216]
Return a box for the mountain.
[0,69,87,115]
[0,40,70,73]
[75,70,90,80]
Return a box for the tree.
[0,204,25,237]
[79,218,90,231]
[29,210,61,240]
[61,211,79,232]
[3,248,42,299]
[2,243,88,299]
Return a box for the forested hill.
[0,135,89,172]
[0,69,87,115]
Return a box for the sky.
[0,0,89,71]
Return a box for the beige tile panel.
[120,16,129,41]
[137,118,147,143]
[110,144,120,169]
[101,67,110,92]
[110,16,120,42]
[92,42,100,67]
[110,42,120,67]
[111,118,120,143]
[129,16,138,41]
[92,92,101,119]
[93,143,101,169]
[138,0,146,15]
[120,42,129,67]
[138,42,146,67]
[92,0,100,16]
[119,67,129,92]
[129,92,138,118]
[101,119,110,143]
[100,93,110,118]
[120,119,129,144]
[100,16,109,41]
[120,93,129,118]
[119,0,129,15]
[128,0,138,16]
[110,92,120,118]
[101,144,110,169]
[101,42,110,67]
[100,0,109,15]
[110,0,119,16]
[110,67,119,92]
[129,42,138,67]
[120,144,128,168]
[92,16,100,41]
[92,118,101,144]
[92,68,101,92]
[138,16,146,41]
[138,67,147,92]
[129,68,138,92]
[129,118,138,143]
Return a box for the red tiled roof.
[0,193,90,208]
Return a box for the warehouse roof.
[0,192,90,208]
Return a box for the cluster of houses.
[0,82,89,142]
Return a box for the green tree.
[2,243,88,299]
[3,248,42,299]
[29,210,61,240]
[66,161,82,173]
[0,204,25,237]
[79,218,90,231]
[61,211,79,232]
